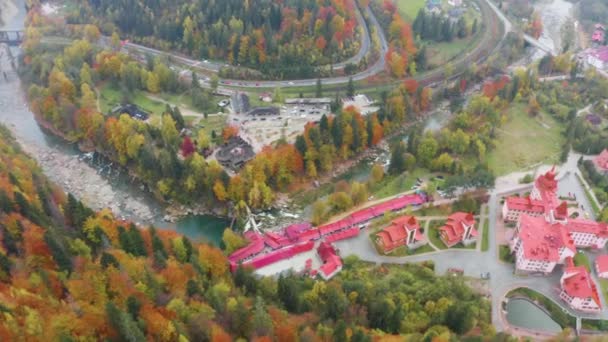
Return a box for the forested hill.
[68,0,361,73]
[0,125,498,340]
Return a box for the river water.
[0,0,228,245]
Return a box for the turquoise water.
[506,298,562,333]
[173,215,230,246]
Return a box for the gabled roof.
[561,264,602,308]
[439,212,476,246]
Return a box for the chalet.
[376,216,425,253]
[560,258,602,313]
[439,212,477,248]
[247,107,280,117]
[595,255,608,279]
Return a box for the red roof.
[318,218,352,236]
[506,196,545,213]
[567,219,608,238]
[555,201,569,220]
[596,255,608,274]
[535,167,560,210]
[317,242,343,279]
[349,208,376,224]
[439,212,476,247]
[562,264,602,308]
[228,237,265,263]
[296,229,321,243]
[594,149,608,171]
[237,241,315,271]
[325,227,360,243]
[517,215,575,262]
[285,223,312,240]
[377,216,423,252]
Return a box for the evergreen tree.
[346,77,355,97]
[316,78,323,97]
[389,142,407,175]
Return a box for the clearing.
[487,103,565,176]
[396,0,426,21]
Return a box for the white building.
[560,260,602,313]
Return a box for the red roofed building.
[502,196,545,222]
[439,212,477,248]
[376,216,425,253]
[510,215,575,274]
[595,255,608,279]
[508,169,608,274]
[594,149,608,174]
[316,242,343,280]
[502,168,561,223]
[560,259,602,313]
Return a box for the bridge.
[522,33,555,56]
[482,0,555,56]
[0,31,24,46]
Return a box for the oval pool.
[505,298,562,334]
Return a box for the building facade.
[376,216,425,253]
[508,168,608,274]
[560,260,602,313]
[439,212,477,248]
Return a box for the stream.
[0,0,229,245]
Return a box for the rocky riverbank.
[18,138,157,222]
[0,42,161,224]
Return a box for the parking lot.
[230,102,330,151]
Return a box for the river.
[0,0,229,245]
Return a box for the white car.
[288,81,295,85]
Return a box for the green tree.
[389,142,407,175]
[316,78,323,97]
[251,297,274,337]
[346,77,355,97]
[417,134,439,167]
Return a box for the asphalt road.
[41,0,504,90]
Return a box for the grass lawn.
[499,245,514,263]
[601,279,608,307]
[396,0,426,21]
[372,168,428,199]
[98,84,167,116]
[487,103,565,176]
[481,219,490,252]
[426,37,477,68]
[195,114,228,138]
[573,252,591,271]
[428,221,448,250]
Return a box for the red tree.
[180,136,195,157]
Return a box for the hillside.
[0,124,498,340]
[67,0,362,78]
